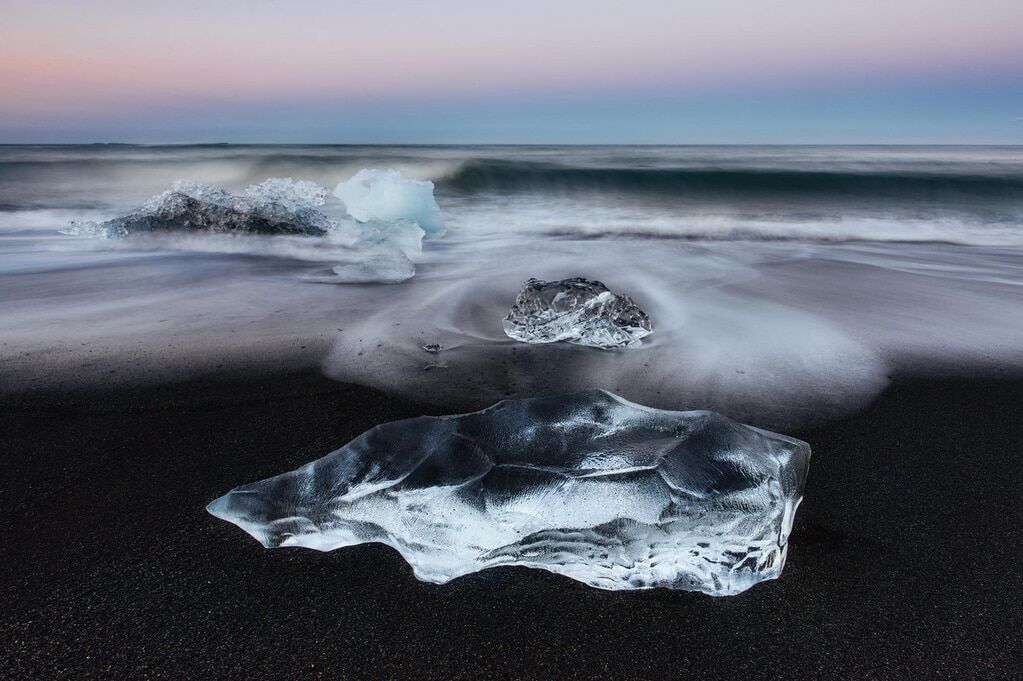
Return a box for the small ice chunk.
[503,277,652,349]
[422,343,443,353]
[207,390,810,595]
[334,169,445,236]
[64,219,125,239]
[311,253,416,284]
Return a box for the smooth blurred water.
[2,145,1022,427]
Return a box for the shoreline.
[3,369,1021,678]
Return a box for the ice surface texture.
[207,390,810,595]
[503,277,652,349]
[64,179,336,238]
[334,169,445,237]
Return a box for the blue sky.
[2,0,1021,143]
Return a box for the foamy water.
[2,145,1022,428]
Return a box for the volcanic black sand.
[2,370,1021,679]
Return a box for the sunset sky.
[2,0,1022,143]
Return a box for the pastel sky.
[2,0,1022,143]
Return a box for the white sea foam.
[320,239,896,428]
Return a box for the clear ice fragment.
[327,218,425,259]
[322,253,416,284]
[503,277,652,349]
[207,390,810,596]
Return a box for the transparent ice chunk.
[503,277,652,349]
[207,390,810,596]
[319,253,416,284]
[242,178,329,212]
[327,217,425,259]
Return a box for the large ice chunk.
[334,169,445,236]
[63,179,335,238]
[503,277,652,349]
[207,390,810,596]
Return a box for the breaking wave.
[438,159,1023,205]
[533,216,1023,246]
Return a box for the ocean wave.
[437,159,1023,204]
[534,218,1023,246]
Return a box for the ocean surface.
[2,145,1022,427]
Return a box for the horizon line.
[2,141,1022,148]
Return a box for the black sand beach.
[3,370,1021,679]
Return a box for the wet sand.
[3,369,1021,679]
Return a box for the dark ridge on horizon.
[436,159,1023,200]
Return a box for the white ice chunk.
[208,390,810,596]
[334,169,445,236]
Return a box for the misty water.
[2,144,1022,428]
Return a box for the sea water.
[2,144,1022,428]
